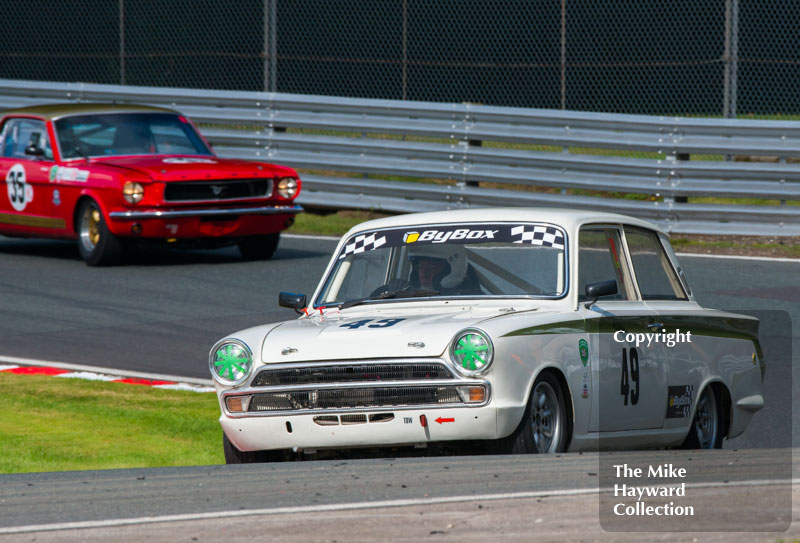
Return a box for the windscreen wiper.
[340,289,440,310]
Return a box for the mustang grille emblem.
[210,184,227,196]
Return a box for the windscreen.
[316,222,567,306]
[54,112,212,159]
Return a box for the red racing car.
[0,103,302,265]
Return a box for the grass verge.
[669,234,800,259]
[288,209,390,237]
[0,373,222,473]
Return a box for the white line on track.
[675,252,800,263]
[1,478,795,534]
[283,233,339,241]
[0,355,213,387]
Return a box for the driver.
[408,244,473,293]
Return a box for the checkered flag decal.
[510,225,565,249]
[339,233,387,259]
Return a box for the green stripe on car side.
[503,313,763,377]
[504,316,655,337]
[504,314,760,344]
[503,319,587,337]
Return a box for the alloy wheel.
[530,380,563,453]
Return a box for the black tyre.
[238,233,280,261]
[681,386,723,449]
[506,372,571,454]
[76,199,122,266]
[223,433,284,464]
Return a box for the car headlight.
[209,339,253,386]
[122,181,144,204]
[450,328,494,376]
[276,177,298,199]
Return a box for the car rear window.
[624,227,687,300]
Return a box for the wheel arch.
[681,379,731,447]
[72,192,108,234]
[528,366,575,449]
[707,380,732,440]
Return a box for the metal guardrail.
[1,78,799,236]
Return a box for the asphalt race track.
[0,233,798,540]
[0,234,333,379]
[0,450,796,541]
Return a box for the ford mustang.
[209,208,764,462]
[0,103,301,265]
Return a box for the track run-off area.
[0,233,798,541]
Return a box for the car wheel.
[507,372,570,454]
[223,433,284,464]
[681,386,723,449]
[238,233,280,261]
[77,199,122,266]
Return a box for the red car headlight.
[276,177,298,199]
[122,182,144,204]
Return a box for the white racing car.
[210,208,764,463]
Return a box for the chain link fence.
[0,1,797,116]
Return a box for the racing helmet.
[408,244,468,289]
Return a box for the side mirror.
[24,145,44,157]
[584,279,618,309]
[279,292,306,314]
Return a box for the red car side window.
[1,119,51,159]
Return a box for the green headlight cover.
[451,330,493,375]
[210,340,253,386]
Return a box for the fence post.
[119,0,126,85]
[723,0,730,117]
[263,0,277,92]
[723,0,739,118]
[730,0,739,119]
[560,0,566,110]
[402,0,408,100]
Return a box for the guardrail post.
[674,153,689,204]
[465,139,481,187]
[779,156,787,207]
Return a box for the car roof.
[343,207,664,237]
[0,103,177,121]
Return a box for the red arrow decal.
[435,417,455,424]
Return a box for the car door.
[0,117,60,232]
[623,226,701,431]
[577,225,668,433]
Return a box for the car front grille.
[163,178,272,202]
[251,363,454,387]
[247,386,466,412]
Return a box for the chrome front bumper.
[108,204,303,221]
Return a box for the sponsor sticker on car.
[666,385,694,418]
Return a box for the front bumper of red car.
[107,204,302,238]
